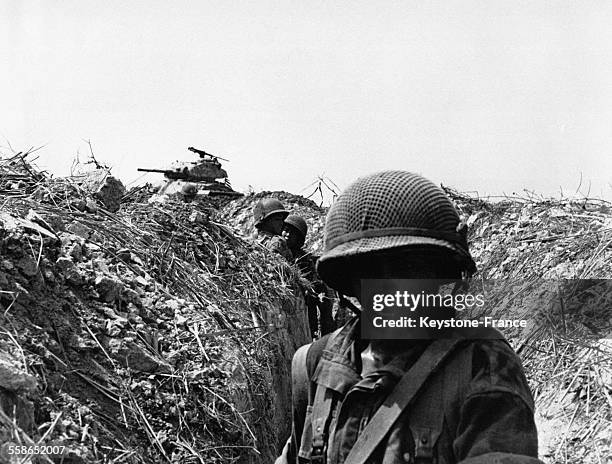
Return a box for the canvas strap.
[308,328,343,463]
[343,338,462,464]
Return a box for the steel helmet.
[316,171,476,294]
[284,214,308,240]
[253,198,289,227]
[181,183,198,197]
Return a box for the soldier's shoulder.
[267,236,293,259]
[469,337,523,368]
[465,338,534,407]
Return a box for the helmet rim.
[284,214,308,238]
[253,198,289,227]
[255,209,289,227]
[316,238,474,296]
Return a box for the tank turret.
[138,147,242,197]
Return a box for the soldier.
[282,215,335,337]
[252,198,293,261]
[276,171,541,464]
[281,214,309,263]
[181,183,198,202]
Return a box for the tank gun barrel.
[137,168,171,174]
[137,168,187,180]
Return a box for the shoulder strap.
[442,341,473,437]
[407,340,473,464]
[343,338,462,464]
[408,363,444,464]
[306,328,343,463]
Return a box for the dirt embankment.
[0,154,310,463]
[446,187,612,463]
[1,154,611,464]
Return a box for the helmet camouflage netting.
[316,170,476,294]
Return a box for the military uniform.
[276,171,542,464]
[257,230,293,261]
[292,248,336,337]
[276,318,540,464]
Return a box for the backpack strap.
[310,383,335,463]
[276,344,313,464]
[283,328,343,464]
[409,331,512,464]
[308,328,342,463]
[405,340,472,464]
[442,341,473,439]
[343,338,462,464]
[408,362,444,464]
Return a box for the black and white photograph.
[1,2,611,463]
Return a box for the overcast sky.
[2,0,611,201]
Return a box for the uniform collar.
[312,317,429,395]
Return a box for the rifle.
[187,147,228,162]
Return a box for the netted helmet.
[284,214,308,240]
[316,171,476,294]
[253,198,289,227]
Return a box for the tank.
[138,147,242,197]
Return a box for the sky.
[2,0,612,202]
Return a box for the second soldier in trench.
[282,214,336,338]
[252,198,293,261]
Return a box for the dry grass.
[445,187,612,463]
[0,153,310,463]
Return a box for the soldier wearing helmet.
[252,197,293,261]
[180,183,198,202]
[276,171,541,464]
[282,215,308,256]
[283,215,336,338]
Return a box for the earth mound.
[1,153,611,464]
[0,154,310,463]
